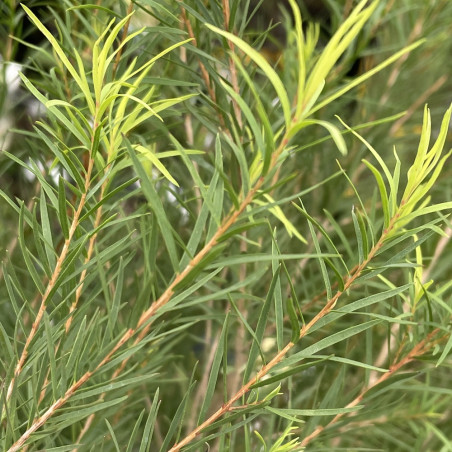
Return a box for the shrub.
[1,0,451,450]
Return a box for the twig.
[229,235,249,396]
[186,329,222,433]
[389,75,447,137]
[180,8,218,112]
[300,328,444,447]
[8,108,295,451]
[111,2,134,79]
[378,16,424,107]
[368,223,452,386]
[167,220,402,451]
[5,152,95,405]
[222,0,242,128]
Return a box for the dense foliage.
[1,0,452,450]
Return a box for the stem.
[5,153,95,405]
[168,235,388,451]
[169,197,416,450]
[300,328,443,447]
[111,2,134,79]
[7,121,291,451]
[222,0,242,128]
[65,180,108,332]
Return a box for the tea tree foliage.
[1,0,452,451]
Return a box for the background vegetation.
[1,0,451,450]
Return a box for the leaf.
[126,410,145,452]
[254,194,307,244]
[293,203,348,275]
[303,0,376,111]
[105,419,121,452]
[223,132,251,196]
[31,204,51,278]
[251,357,331,389]
[141,389,161,452]
[228,296,264,361]
[324,257,345,292]
[310,40,425,116]
[135,145,179,186]
[159,381,196,452]
[244,266,281,383]
[0,323,15,363]
[287,297,300,343]
[43,313,60,400]
[271,232,284,351]
[279,320,381,369]
[19,203,44,294]
[356,207,369,259]
[304,201,332,299]
[51,397,128,431]
[21,4,95,113]
[206,24,291,128]
[58,177,70,240]
[363,159,390,229]
[229,52,275,174]
[126,139,179,272]
[287,0,306,120]
[208,253,337,268]
[92,13,134,102]
[436,331,452,367]
[267,405,363,417]
[34,127,85,190]
[106,257,124,340]
[198,312,229,424]
[220,79,266,170]
[288,119,347,156]
[66,317,87,377]
[79,177,139,222]
[352,206,364,264]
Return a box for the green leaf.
[287,297,300,343]
[126,140,179,272]
[352,206,364,264]
[21,4,95,113]
[105,419,121,452]
[51,397,128,431]
[0,323,15,363]
[66,316,87,377]
[254,194,307,244]
[198,312,229,424]
[135,145,179,187]
[206,24,291,128]
[106,257,124,340]
[271,232,284,351]
[288,119,347,156]
[126,410,145,452]
[267,405,363,417]
[159,381,196,452]
[279,320,381,369]
[220,79,266,170]
[58,177,70,240]
[251,357,331,389]
[303,0,376,111]
[229,52,275,174]
[310,40,425,116]
[305,202,332,299]
[436,331,452,367]
[244,267,281,383]
[363,159,390,229]
[19,203,44,293]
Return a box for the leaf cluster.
[1,0,452,451]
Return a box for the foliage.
[1,0,452,450]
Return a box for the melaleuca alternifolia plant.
[1,0,451,451]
